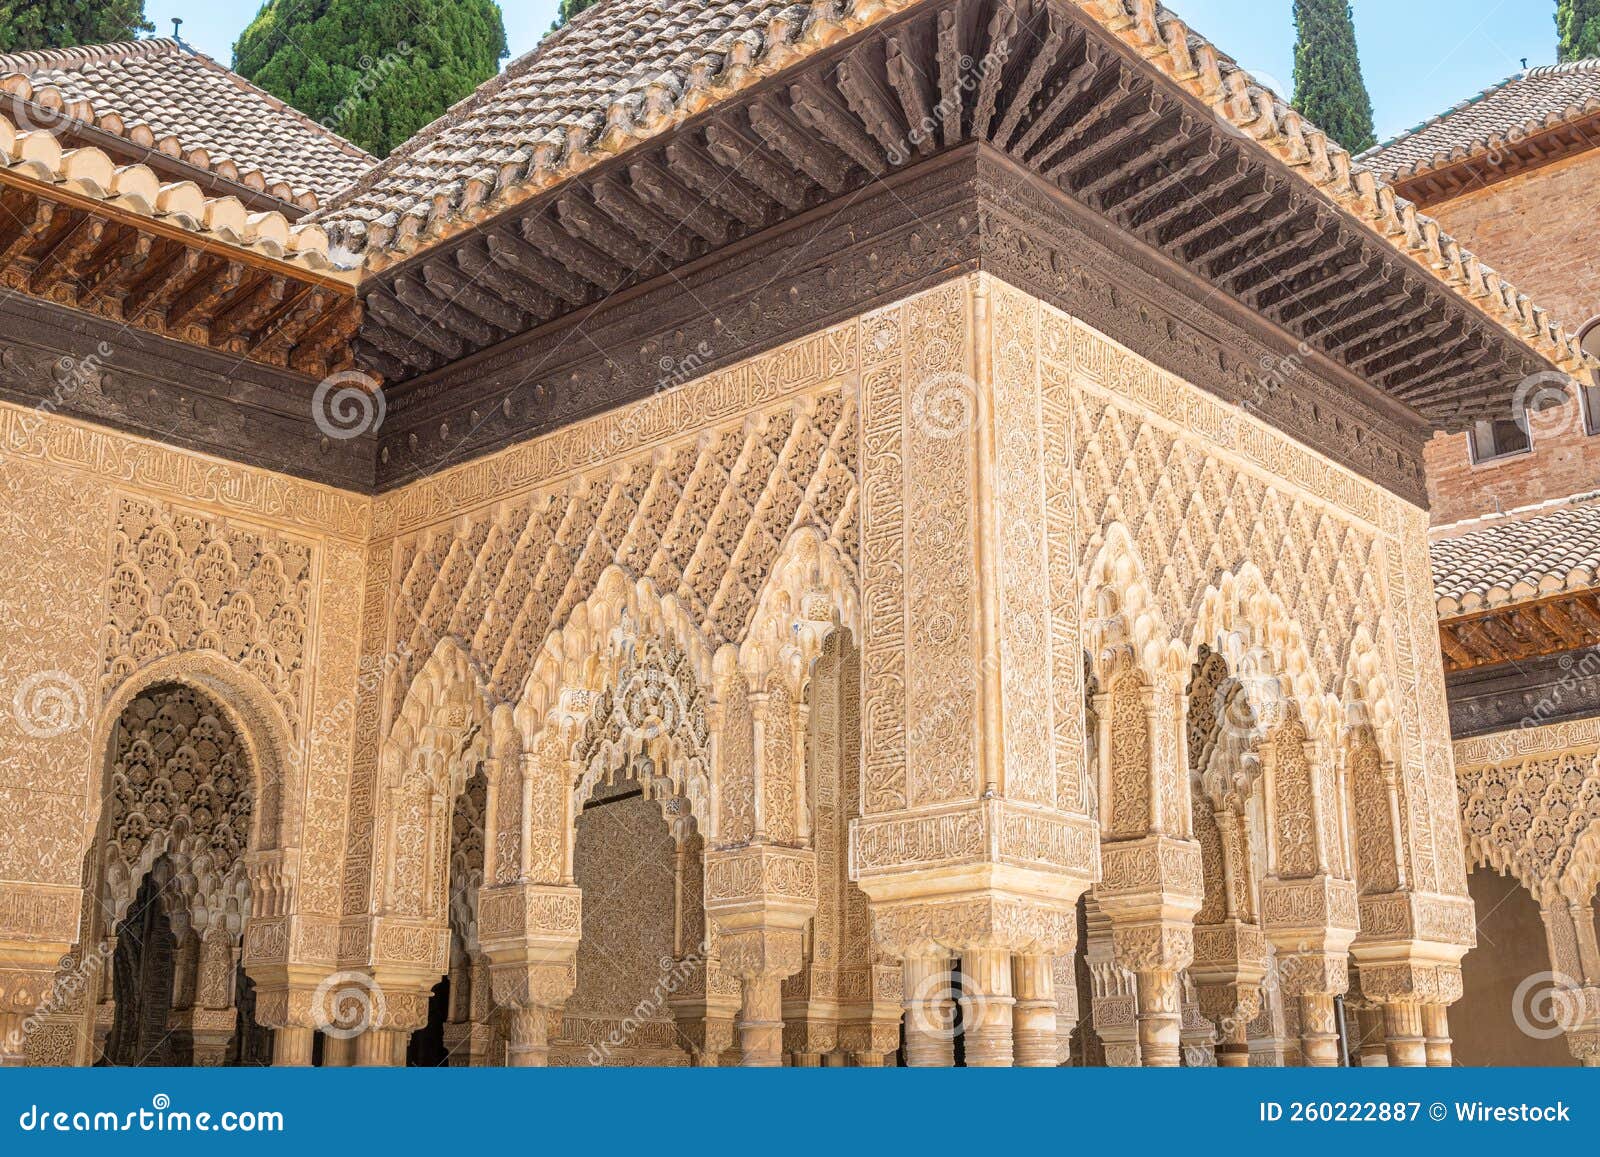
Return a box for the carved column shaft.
[273,1026,315,1067]
[1422,1003,1452,1067]
[1383,999,1426,1067]
[506,1005,552,1068]
[1134,967,1182,1068]
[959,947,1015,1067]
[737,975,784,1068]
[1012,953,1056,1067]
[902,955,956,1067]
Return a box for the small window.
[1468,416,1531,464]
[1580,319,1600,437]
[1583,379,1600,437]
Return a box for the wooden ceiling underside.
[0,170,357,379]
[358,0,1553,431]
[1439,587,1600,673]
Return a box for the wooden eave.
[0,166,358,378]
[1390,107,1600,209]
[1438,585,1600,673]
[354,0,1559,435]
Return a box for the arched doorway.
[88,682,264,1066]
[1453,869,1577,1066]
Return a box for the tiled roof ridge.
[0,104,348,277]
[1361,57,1600,183]
[0,36,186,74]
[1526,56,1600,78]
[0,37,374,210]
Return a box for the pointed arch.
[1339,625,1399,763]
[375,638,497,924]
[1189,564,1332,742]
[88,651,293,858]
[1561,817,1600,905]
[1082,523,1186,686]
[499,568,717,885]
[739,525,861,696]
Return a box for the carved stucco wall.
[1456,721,1600,906]
[0,400,369,974]
[552,781,686,1066]
[0,271,1476,1061]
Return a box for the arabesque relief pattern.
[0,273,1477,1067]
[1455,722,1600,1064]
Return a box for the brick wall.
[1420,149,1600,524]
[1425,148,1600,328]
[1425,395,1600,525]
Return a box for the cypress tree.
[1558,0,1600,62]
[1291,0,1378,154]
[233,0,508,158]
[0,1,153,53]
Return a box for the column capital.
[703,844,816,933]
[1097,834,1204,923]
[866,887,1078,958]
[1351,959,1463,1006]
[1261,873,1359,952]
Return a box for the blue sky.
[146,0,1557,146]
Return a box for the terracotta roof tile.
[313,0,886,254]
[1431,495,1600,614]
[0,104,347,277]
[1361,58,1600,183]
[313,0,1595,384]
[0,38,374,208]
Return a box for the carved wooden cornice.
[1438,587,1600,674]
[357,0,1563,449]
[1390,107,1600,209]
